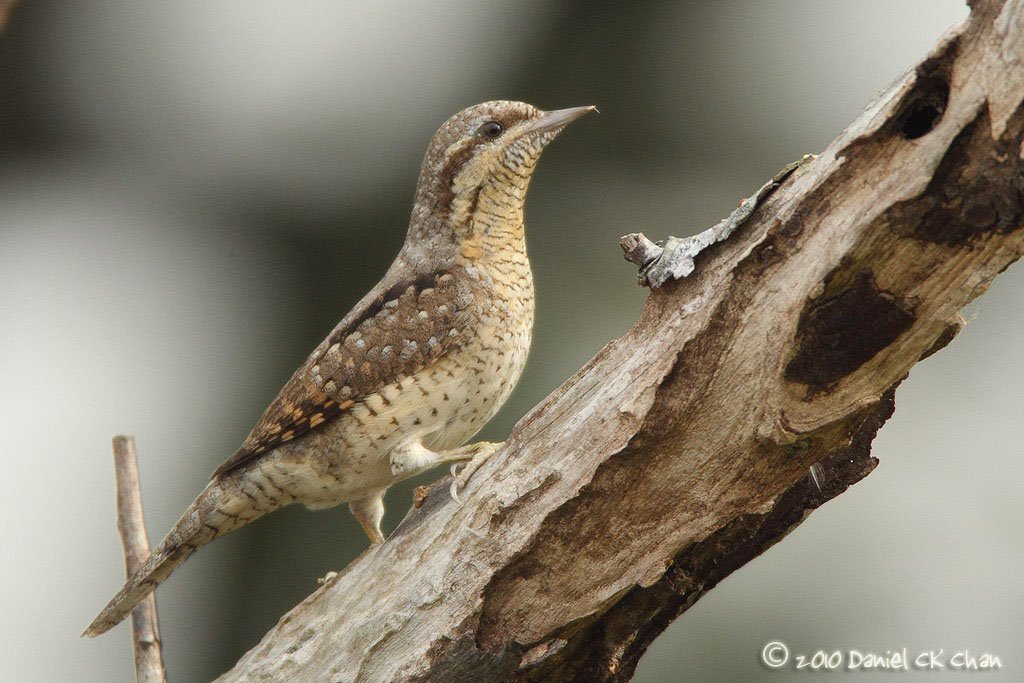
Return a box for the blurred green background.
[5,1,1022,681]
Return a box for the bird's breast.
[271,213,536,505]
[420,248,534,451]
[276,251,534,502]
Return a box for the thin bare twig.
[112,435,168,683]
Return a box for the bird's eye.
[478,121,504,139]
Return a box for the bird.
[83,100,595,638]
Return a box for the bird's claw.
[449,478,463,506]
[448,441,502,506]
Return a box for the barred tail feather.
[82,477,274,638]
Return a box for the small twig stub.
[622,155,816,287]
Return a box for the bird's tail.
[82,475,278,638]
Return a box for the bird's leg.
[349,489,386,544]
[390,440,473,477]
[390,439,503,504]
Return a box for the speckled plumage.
[84,100,593,638]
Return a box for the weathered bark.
[218,2,1024,680]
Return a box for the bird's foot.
[449,441,503,505]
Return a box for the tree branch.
[112,436,168,683]
[216,1,1024,680]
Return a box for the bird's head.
[408,100,595,247]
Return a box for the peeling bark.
[216,2,1024,680]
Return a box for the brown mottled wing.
[212,270,474,478]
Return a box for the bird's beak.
[523,105,597,135]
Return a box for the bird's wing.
[212,269,474,478]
